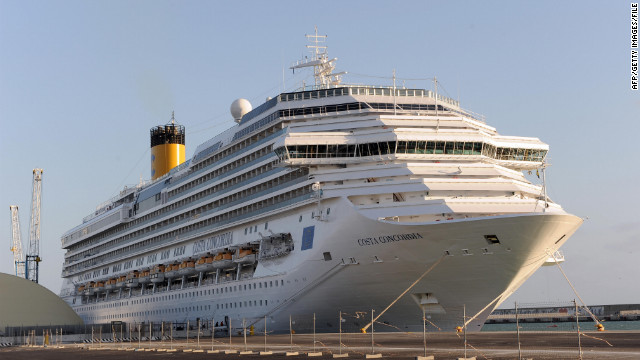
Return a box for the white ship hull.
[59,32,581,332]
[63,197,581,332]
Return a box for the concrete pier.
[1,331,638,359]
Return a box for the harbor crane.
[26,168,43,283]
[9,205,25,278]
[7,169,43,282]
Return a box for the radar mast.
[290,26,346,89]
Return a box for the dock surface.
[1,331,639,359]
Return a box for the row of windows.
[279,87,349,102]
[80,280,285,314]
[232,111,279,141]
[275,141,547,163]
[278,86,457,107]
[68,158,280,264]
[84,298,272,323]
[276,101,475,122]
[192,124,282,171]
[279,102,365,117]
[169,145,275,198]
[64,182,313,277]
[248,84,457,126]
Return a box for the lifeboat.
[94,281,105,293]
[77,284,86,293]
[178,259,196,276]
[164,263,179,279]
[85,281,96,295]
[212,251,234,269]
[138,269,151,284]
[115,275,127,288]
[234,248,256,264]
[105,278,117,290]
[150,264,166,283]
[125,270,139,287]
[195,254,215,272]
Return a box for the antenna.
[306,26,327,62]
[393,69,397,116]
[434,77,439,131]
[290,26,346,89]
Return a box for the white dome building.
[0,273,83,333]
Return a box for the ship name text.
[193,231,234,255]
[357,232,423,246]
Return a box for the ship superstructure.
[59,30,582,332]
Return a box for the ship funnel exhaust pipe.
[150,111,185,180]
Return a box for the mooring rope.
[463,287,512,328]
[545,249,603,327]
[360,254,447,332]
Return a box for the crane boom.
[9,205,25,278]
[26,168,43,283]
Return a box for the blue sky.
[1,1,638,307]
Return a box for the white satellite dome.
[230,98,252,123]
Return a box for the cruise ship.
[59,30,582,333]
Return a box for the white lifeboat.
[211,251,234,269]
[115,275,127,288]
[105,278,117,290]
[178,259,196,276]
[234,248,256,264]
[195,254,215,272]
[138,269,151,284]
[164,263,179,279]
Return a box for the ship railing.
[83,187,137,224]
[284,85,460,107]
[168,152,282,202]
[62,190,314,277]
[186,127,286,178]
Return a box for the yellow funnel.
[150,114,185,180]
